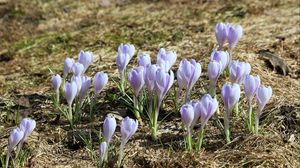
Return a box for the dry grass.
[0,0,300,167]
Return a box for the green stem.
[248,100,253,132]
[133,96,142,124]
[233,102,239,118]
[117,142,125,168]
[224,109,231,143]
[68,103,73,128]
[255,115,260,135]
[186,128,192,151]
[196,126,205,151]
[5,152,9,168]
[151,98,160,141]
[184,88,190,103]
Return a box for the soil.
[0,0,300,167]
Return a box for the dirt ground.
[0,0,300,167]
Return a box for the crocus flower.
[137,53,151,67]
[72,62,84,76]
[221,83,240,142]
[93,72,108,94]
[120,116,138,144]
[116,44,135,86]
[256,85,272,115]
[255,85,272,134]
[99,141,107,163]
[103,116,117,143]
[154,69,174,102]
[8,128,24,153]
[244,75,261,102]
[118,116,138,167]
[52,74,62,93]
[156,48,177,72]
[128,67,145,97]
[227,25,243,50]
[198,94,218,126]
[79,76,91,100]
[78,50,94,72]
[177,59,201,102]
[215,22,228,49]
[208,61,222,96]
[63,58,75,78]
[229,60,251,84]
[19,118,36,145]
[180,103,195,151]
[144,64,159,93]
[64,81,78,105]
[210,50,229,72]
[71,75,82,95]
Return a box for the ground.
[0,0,300,167]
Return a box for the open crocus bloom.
[103,116,117,144]
[78,50,94,72]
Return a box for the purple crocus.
[156,48,177,72]
[71,75,82,95]
[51,74,62,93]
[19,118,36,145]
[8,128,24,153]
[208,61,222,96]
[63,58,75,78]
[215,22,228,49]
[72,62,84,76]
[154,69,174,102]
[79,76,91,100]
[137,53,151,67]
[99,141,107,163]
[103,116,117,144]
[255,85,272,134]
[64,81,78,105]
[116,44,135,86]
[78,50,94,72]
[229,60,251,84]
[128,67,145,97]
[177,59,201,102]
[93,72,108,94]
[210,50,230,72]
[144,64,159,93]
[227,25,243,50]
[221,83,240,142]
[180,104,195,129]
[244,75,261,102]
[198,94,218,126]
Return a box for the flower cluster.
[6,118,36,168]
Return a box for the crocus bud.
[221,83,241,113]
[210,50,229,71]
[128,67,145,97]
[198,94,218,125]
[79,76,91,99]
[63,58,75,78]
[156,48,177,72]
[177,59,201,92]
[190,100,201,128]
[116,43,135,78]
[229,60,251,84]
[256,85,272,115]
[99,141,107,162]
[72,62,84,76]
[51,74,62,93]
[154,69,174,101]
[64,81,78,105]
[120,116,138,144]
[93,72,108,94]
[78,50,94,72]
[227,25,243,50]
[215,22,228,49]
[208,61,222,88]
[8,128,24,152]
[71,75,82,95]
[19,118,36,144]
[244,75,260,102]
[180,104,195,128]
[103,116,117,143]
[137,53,151,67]
[144,64,159,93]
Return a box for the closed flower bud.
[256,85,272,115]
[208,61,222,87]
[64,81,78,105]
[63,58,75,78]
[144,64,159,93]
[93,72,108,94]
[198,94,218,125]
[154,69,174,101]
[128,67,145,97]
[120,117,138,144]
[210,50,229,72]
[221,83,241,113]
[230,60,251,84]
[103,116,117,143]
[51,74,62,93]
[72,62,84,76]
[244,75,260,102]
[215,22,228,49]
[8,128,24,152]
[79,76,91,99]
[116,43,135,77]
[19,118,36,144]
[78,50,94,72]
[137,53,151,67]
[180,104,195,128]
[156,48,177,72]
[227,25,243,50]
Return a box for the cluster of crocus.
[51,50,108,127]
[180,94,218,151]
[6,118,36,168]
[215,23,243,51]
[117,46,176,140]
[98,116,138,168]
